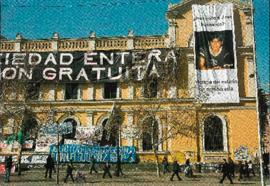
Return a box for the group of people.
[43,155,123,183]
[219,158,256,184]
[2,154,264,183]
[161,157,193,181]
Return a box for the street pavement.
[0,168,268,186]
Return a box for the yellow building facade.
[0,0,259,163]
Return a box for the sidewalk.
[0,169,267,186]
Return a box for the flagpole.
[250,0,265,185]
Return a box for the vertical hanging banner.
[192,3,239,103]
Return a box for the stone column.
[87,112,94,127]
[187,54,195,98]
[128,84,134,99]
[51,32,59,51]
[48,84,55,101]
[10,33,23,100]
[168,86,177,98]
[88,84,94,100]
[78,85,82,100]
[89,32,96,50]
[166,19,176,47]
[243,8,254,47]
[126,113,134,146]
[127,30,134,50]
[15,33,22,52]
[117,83,121,99]
[59,85,65,101]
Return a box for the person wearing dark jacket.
[238,161,245,181]
[244,161,250,178]
[228,157,235,178]
[4,156,12,182]
[248,160,255,177]
[162,157,169,174]
[184,158,193,177]
[64,161,75,183]
[45,154,55,178]
[103,162,112,178]
[170,160,182,181]
[219,159,233,184]
[89,156,98,174]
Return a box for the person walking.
[238,161,245,181]
[45,154,55,178]
[184,158,193,177]
[4,156,12,183]
[248,160,255,177]
[219,159,233,184]
[103,162,112,178]
[89,156,98,174]
[162,156,169,174]
[244,161,250,178]
[170,160,182,181]
[64,161,75,183]
[228,157,235,178]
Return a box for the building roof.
[167,0,251,18]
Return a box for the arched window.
[62,118,77,139]
[100,119,117,146]
[204,115,224,151]
[22,114,38,140]
[142,117,159,151]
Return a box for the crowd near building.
[0,0,263,166]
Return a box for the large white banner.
[192,3,239,103]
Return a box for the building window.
[104,82,117,99]
[21,115,38,142]
[65,83,78,100]
[143,77,158,98]
[62,118,77,139]
[142,117,159,151]
[204,115,224,151]
[26,83,40,100]
[100,119,117,146]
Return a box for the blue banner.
[49,144,136,163]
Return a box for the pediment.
[167,0,251,19]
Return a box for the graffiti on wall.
[50,144,136,163]
[20,154,48,164]
[39,122,73,136]
[234,146,248,161]
[35,136,57,152]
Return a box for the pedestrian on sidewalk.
[184,158,193,177]
[170,160,182,181]
[89,156,98,174]
[115,155,124,176]
[238,161,245,181]
[228,157,235,178]
[244,161,250,178]
[4,156,12,183]
[44,154,55,178]
[219,159,233,184]
[248,160,255,177]
[64,161,75,183]
[103,162,112,178]
[162,156,169,174]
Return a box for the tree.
[124,53,201,177]
[0,72,41,175]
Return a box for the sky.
[0,0,269,92]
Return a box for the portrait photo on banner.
[195,30,235,70]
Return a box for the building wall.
[0,0,259,163]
